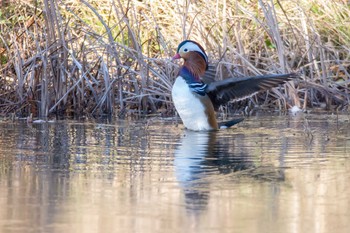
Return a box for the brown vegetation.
[0,0,349,119]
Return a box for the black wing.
[206,73,297,109]
[200,64,216,84]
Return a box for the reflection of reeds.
[303,118,314,144]
[0,0,349,118]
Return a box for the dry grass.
[0,0,349,119]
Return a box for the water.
[0,113,349,233]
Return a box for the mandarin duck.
[171,40,297,131]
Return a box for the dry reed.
[0,0,349,119]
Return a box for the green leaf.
[265,38,276,49]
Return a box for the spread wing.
[200,64,217,84]
[205,73,297,109]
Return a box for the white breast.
[171,77,214,131]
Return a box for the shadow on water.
[174,130,285,214]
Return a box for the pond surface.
[0,113,349,233]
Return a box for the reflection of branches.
[303,118,314,144]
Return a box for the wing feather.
[206,73,297,109]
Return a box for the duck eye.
[184,48,188,52]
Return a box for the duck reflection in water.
[174,130,255,213]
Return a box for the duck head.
[173,40,209,78]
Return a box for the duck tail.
[219,118,244,129]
